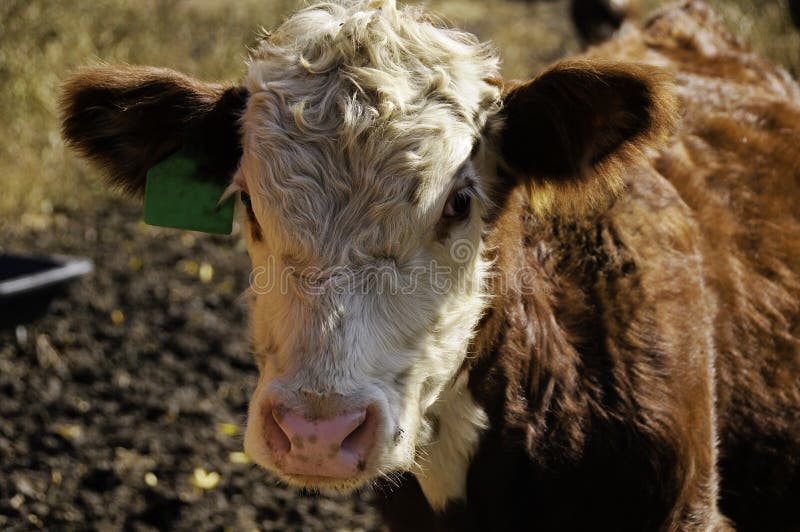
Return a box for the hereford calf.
[61,1,800,530]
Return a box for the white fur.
[238,0,501,508]
[414,371,488,510]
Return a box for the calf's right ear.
[61,65,248,196]
[496,60,677,212]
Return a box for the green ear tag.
[143,147,235,234]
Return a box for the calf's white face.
[236,0,500,489]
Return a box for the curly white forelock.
[239,0,501,263]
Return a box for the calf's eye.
[240,191,263,241]
[241,191,253,212]
[442,188,472,221]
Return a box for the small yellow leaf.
[128,256,143,271]
[110,309,125,325]
[179,260,199,276]
[191,468,220,490]
[229,452,250,464]
[198,263,214,284]
[144,472,158,487]
[217,423,238,436]
[54,424,83,440]
[215,278,234,295]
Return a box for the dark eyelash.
[470,138,481,158]
[240,191,263,241]
[241,191,257,221]
[443,184,476,221]
[452,192,471,218]
[240,191,252,209]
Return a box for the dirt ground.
[1,0,798,530]
[0,199,383,530]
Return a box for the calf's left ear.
[61,65,248,196]
[497,60,677,211]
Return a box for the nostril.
[262,404,380,478]
[341,406,377,455]
[265,407,291,454]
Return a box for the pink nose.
[264,404,377,479]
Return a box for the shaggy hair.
[239,0,501,262]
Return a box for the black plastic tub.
[0,253,93,328]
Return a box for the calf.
[61,1,800,530]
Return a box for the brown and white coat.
[61,1,800,530]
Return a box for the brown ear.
[61,65,248,195]
[498,60,676,210]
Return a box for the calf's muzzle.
[263,400,378,479]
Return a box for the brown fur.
[378,1,800,530]
[61,65,247,195]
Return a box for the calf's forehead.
[236,0,500,260]
[239,95,478,259]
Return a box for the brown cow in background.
[791,0,800,27]
[572,0,639,43]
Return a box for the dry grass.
[0,0,797,227]
[0,0,294,226]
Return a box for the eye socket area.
[239,189,256,218]
[221,180,257,222]
[240,190,254,215]
[442,186,473,222]
[239,189,264,241]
